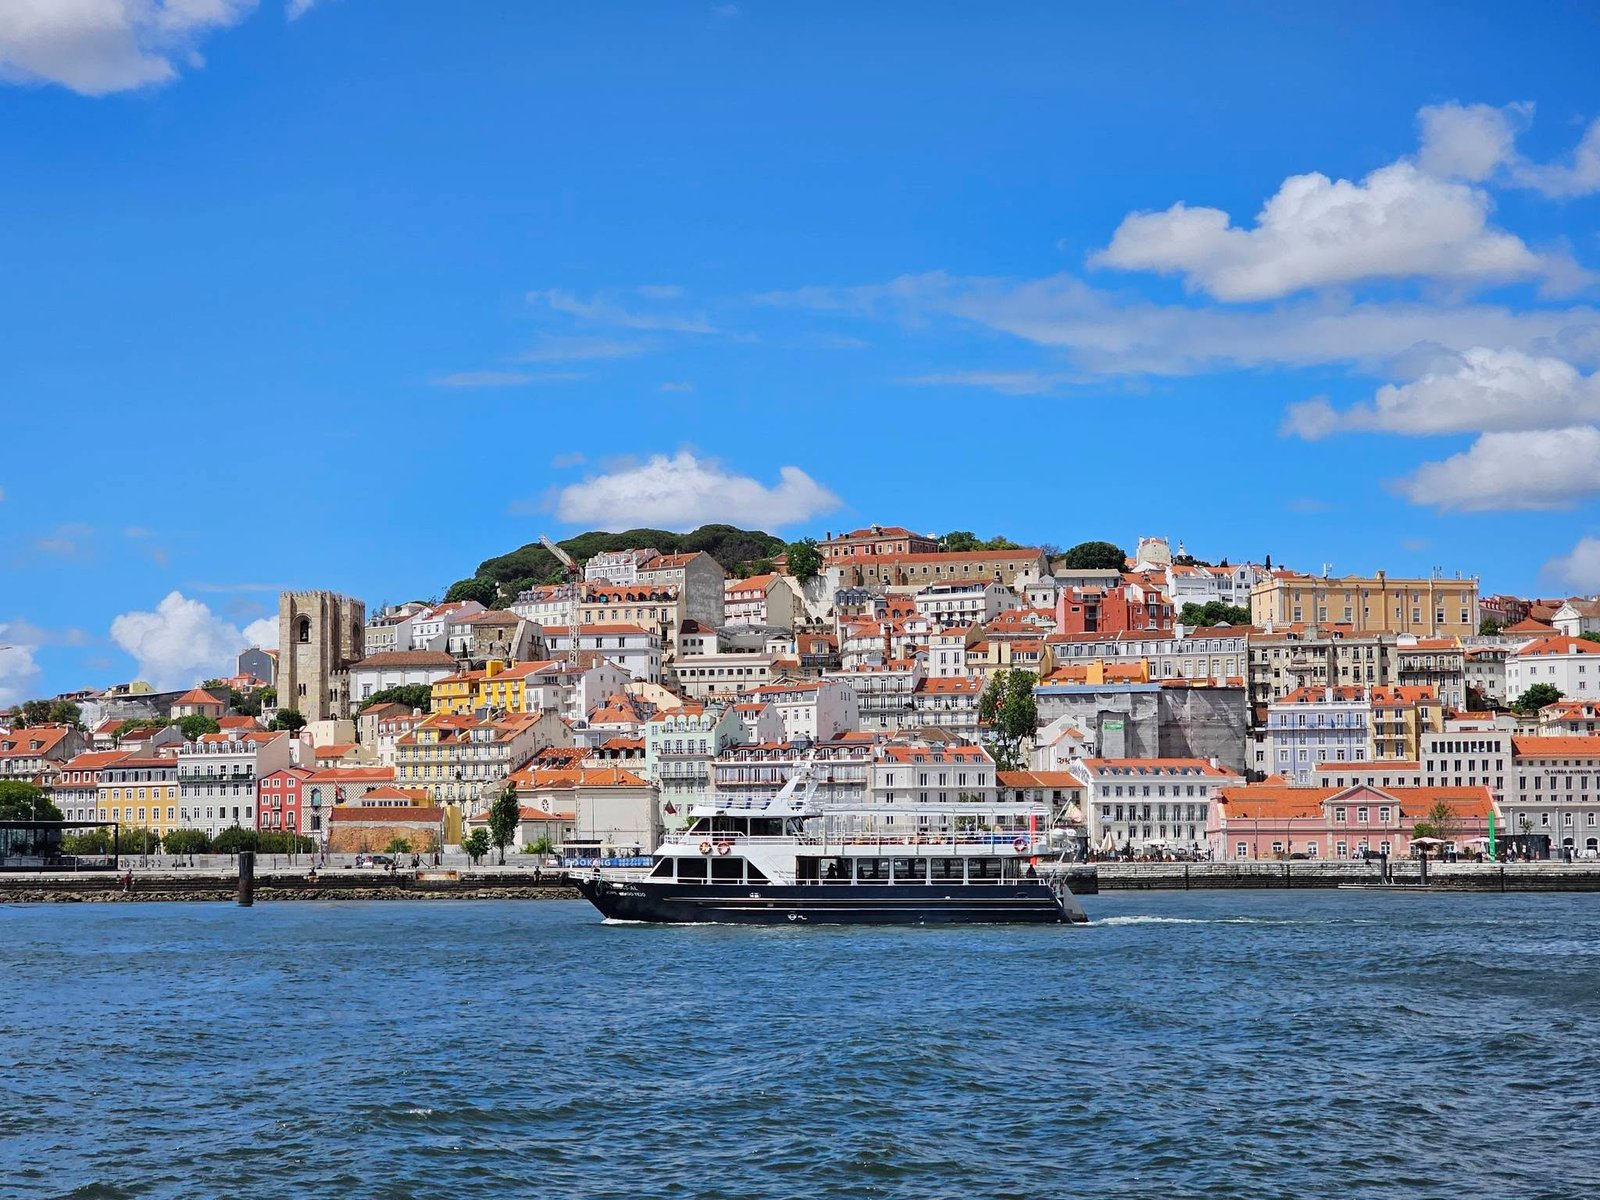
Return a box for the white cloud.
[242,616,278,648]
[768,270,1600,377]
[286,0,317,18]
[658,381,695,393]
[901,369,1082,395]
[517,336,651,363]
[1513,117,1600,199]
[531,288,715,334]
[431,370,585,388]
[0,625,41,707]
[553,452,841,531]
[32,522,94,558]
[1417,101,1528,181]
[0,0,256,96]
[1286,348,1600,439]
[1091,161,1553,302]
[2,619,91,647]
[1546,535,1600,592]
[109,591,268,690]
[1395,426,1600,511]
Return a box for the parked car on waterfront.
[353,853,394,868]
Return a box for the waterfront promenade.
[9,858,1600,902]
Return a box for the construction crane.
[539,534,583,665]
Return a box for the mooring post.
[238,850,255,907]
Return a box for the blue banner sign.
[562,855,654,868]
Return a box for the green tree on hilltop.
[1179,601,1251,628]
[445,577,500,608]
[1057,541,1128,570]
[785,538,822,583]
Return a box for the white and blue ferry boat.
[574,762,1087,925]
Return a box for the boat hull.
[573,876,1087,925]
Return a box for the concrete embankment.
[1058,861,1600,892]
[0,870,580,904]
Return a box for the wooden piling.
[237,850,255,907]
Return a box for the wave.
[1092,915,1303,926]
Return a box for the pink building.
[1209,782,1495,860]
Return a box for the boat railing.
[660,830,1044,850]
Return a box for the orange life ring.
[699,841,713,855]
[1012,837,1029,853]
[716,841,733,856]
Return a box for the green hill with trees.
[459,524,788,608]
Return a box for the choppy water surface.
[4,891,1599,1199]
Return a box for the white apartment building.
[1046,626,1249,684]
[585,548,661,585]
[1069,757,1243,854]
[673,648,779,701]
[408,600,486,651]
[909,675,984,740]
[347,650,459,706]
[644,704,745,818]
[1164,562,1263,608]
[713,735,878,810]
[1506,636,1600,701]
[543,624,663,683]
[825,657,927,733]
[1551,600,1600,639]
[177,730,292,838]
[725,574,798,630]
[865,741,1037,834]
[1266,686,1371,784]
[1507,737,1600,856]
[914,580,1018,630]
[928,627,979,678]
[743,677,859,741]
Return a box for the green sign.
[1103,719,1124,732]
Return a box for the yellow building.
[1369,685,1445,762]
[433,659,568,716]
[97,753,180,841]
[431,668,486,715]
[1250,571,1479,638]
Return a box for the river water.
[3,891,1597,1199]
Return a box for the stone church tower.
[277,591,366,721]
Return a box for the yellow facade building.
[1250,572,1479,638]
[97,754,180,841]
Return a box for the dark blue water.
[3,892,1598,1199]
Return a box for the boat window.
[747,863,770,883]
[968,858,1000,880]
[710,856,743,881]
[676,857,707,882]
[930,858,963,881]
[855,858,888,881]
[649,858,674,878]
[891,858,923,883]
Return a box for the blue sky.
[2,2,1600,700]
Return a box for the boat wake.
[1094,915,1303,927]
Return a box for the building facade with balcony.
[643,704,745,822]
[177,731,292,838]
